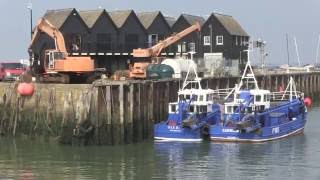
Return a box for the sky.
[0,0,319,65]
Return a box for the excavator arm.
[29,17,67,53]
[132,22,201,58]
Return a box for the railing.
[212,88,235,99]
[271,91,304,101]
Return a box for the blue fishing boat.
[154,62,222,142]
[209,58,308,142]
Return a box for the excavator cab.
[45,50,66,70]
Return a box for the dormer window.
[216,35,223,45]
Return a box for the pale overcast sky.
[0,0,319,65]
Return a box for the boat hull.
[154,122,203,142]
[210,116,306,143]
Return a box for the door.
[48,52,55,70]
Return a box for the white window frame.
[148,34,158,47]
[203,36,211,46]
[189,42,195,52]
[235,36,238,46]
[216,35,223,45]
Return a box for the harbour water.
[1,105,320,179]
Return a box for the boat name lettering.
[272,127,280,134]
[222,129,239,133]
[168,126,180,130]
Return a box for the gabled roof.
[212,13,248,36]
[164,16,176,27]
[108,10,133,28]
[180,14,205,26]
[43,8,75,29]
[79,9,104,28]
[136,11,161,29]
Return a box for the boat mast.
[294,37,301,66]
[238,50,259,91]
[182,51,201,90]
[316,34,320,64]
[281,76,297,101]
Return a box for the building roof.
[213,13,248,36]
[108,10,133,28]
[43,8,75,29]
[180,14,205,26]
[136,11,160,29]
[79,9,104,28]
[164,16,176,27]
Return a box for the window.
[171,105,176,112]
[226,106,233,113]
[189,43,195,52]
[190,106,194,113]
[256,95,262,102]
[186,94,190,100]
[148,34,158,47]
[216,36,223,45]
[203,36,211,46]
[201,106,207,113]
[199,95,203,101]
[235,36,238,46]
[177,42,187,53]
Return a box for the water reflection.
[0,106,320,179]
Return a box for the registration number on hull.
[272,127,280,134]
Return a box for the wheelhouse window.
[171,105,176,112]
[186,94,190,100]
[190,105,194,113]
[192,95,198,101]
[255,95,262,102]
[203,36,211,46]
[216,35,223,45]
[200,106,207,113]
[226,106,233,113]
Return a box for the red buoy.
[17,83,34,96]
[304,97,312,107]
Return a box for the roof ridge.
[79,9,104,12]
[46,8,74,12]
[213,12,232,17]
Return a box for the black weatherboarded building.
[30,8,89,72]
[171,14,205,56]
[201,13,249,64]
[29,9,250,75]
[137,11,172,46]
[79,9,118,70]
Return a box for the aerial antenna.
[316,34,320,64]
[293,36,301,66]
[286,33,290,65]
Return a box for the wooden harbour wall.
[0,72,319,145]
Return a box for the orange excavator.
[29,18,96,83]
[129,22,201,79]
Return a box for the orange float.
[17,83,34,96]
[303,97,312,107]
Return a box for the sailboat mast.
[294,37,301,66]
[316,34,320,64]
